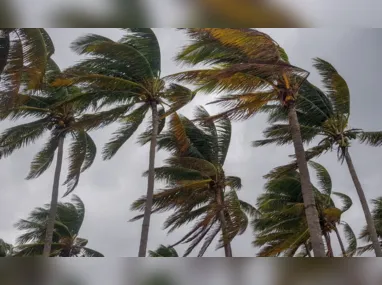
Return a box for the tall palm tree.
[0,28,54,110]
[12,195,103,257]
[0,239,14,257]
[148,244,179,257]
[254,58,382,256]
[168,28,325,256]
[131,107,257,257]
[0,59,98,257]
[53,29,196,256]
[357,197,382,255]
[253,161,356,257]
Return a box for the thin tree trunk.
[138,101,159,257]
[324,232,333,257]
[304,242,312,257]
[333,225,347,257]
[216,187,233,257]
[42,136,64,257]
[345,149,382,257]
[287,103,326,257]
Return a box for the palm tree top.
[13,195,103,257]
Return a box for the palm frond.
[225,176,242,191]
[81,247,104,257]
[165,157,217,177]
[332,192,353,213]
[358,131,382,147]
[341,221,357,257]
[63,131,96,197]
[26,134,60,179]
[143,166,203,184]
[102,103,149,160]
[148,244,178,257]
[308,161,332,196]
[119,28,161,76]
[161,84,196,118]
[0,118,48,159]
[313,57,350,116]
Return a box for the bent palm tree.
[13,195,103,257]
[169,28,325,256]
[357,197,382,255]
[0,59,97,257]
[253,161,356,257]
[0,28,54,110]
[0,239,14,257]
[131,107,257,257]
[148,245,179,257]
[255,58,382,256]
[54,29,195,256]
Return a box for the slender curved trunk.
[324,232,333,257]
[42,136,64,257]
[333,225,346,257]
[345,149,382,257]
[287,103,326,257]
[216,187,233,257]
[138,101,159,257]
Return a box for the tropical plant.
[148,244,179,257]
[0,58,97,257]
[357,197,382,255]
[0,239,14,257]
[12,195,103,257]
[53,28,196,256]
[168,28,325,256]
[131,107,257,257]
[254,57,382,256]
[253,161,356,257]
[0,28,54,111]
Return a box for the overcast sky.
[0,28,382,262]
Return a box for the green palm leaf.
[102,103,149,160]
[26,134,60,179]
[63,130,96,196]
[313,57,350,116]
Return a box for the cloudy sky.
[0,28,382,262]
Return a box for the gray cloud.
[0,28,381,258]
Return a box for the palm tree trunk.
[344,149,382,257]
[287,103,326,257]
[333,225,346,257]
[138,101,159,257]
[324,232,333,257]
[216,187,233,257]
[42,136,64,257]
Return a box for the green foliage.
[131,107,255,256]
[13,195,103,257]
[253,162,355,256]
[148,244,179,257]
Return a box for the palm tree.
[253,161,356,257]
[131,107,257,257]
[0,28,54,110]
[53,29,196,256]
[148,244,179,257]
[12,195,103,257]
[0,239,14,257]
[357,197,382,255]
[0,59,98,257]
[168,28,325,256]
[254,58,382,256]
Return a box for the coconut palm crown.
[13,195,103,257]
[253,161,356,257]
[131,106,257,257]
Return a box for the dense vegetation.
[0,28,381,257]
